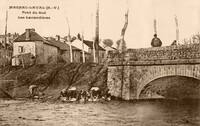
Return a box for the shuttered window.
[18,46,24,53]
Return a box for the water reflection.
[132,99,200,125]
[0,99,199,126]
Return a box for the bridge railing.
[108,44,200,65]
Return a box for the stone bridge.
[107,44,200,100]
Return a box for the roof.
[104,46,117,51]
[72,45,82,51]
[46,39,83,51]
[111,47,117,50]
[83,40,106,51]
[13,30,60,49]
[14,31,45,42]
[13,30,82,51]
[47,39,70,51]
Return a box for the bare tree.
[91,13,96,63]
[119,1,129,98]
[117,5,129,53]
[63,35,76,63]
[80,9,85,63]
[64,11,76,62]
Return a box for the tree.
[63,35,76,62]
[102,39,113,47]
[116,39,127,52]
[183,33,200,45]
[191,33,200,43]
[196,33,200,42]
[118,4,129,53]
[118,1,129,98]
[64,11,76,62]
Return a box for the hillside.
[0,63,108,100]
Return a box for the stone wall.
[107,64,200,100]
[107,65,131,100]
[35,41,44,64]
[43,43,58,64]
[13,42,36,57]
[107,44,200,100]
[108,44,200,65]
[107,66,122,98]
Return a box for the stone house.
[12,29,90,66]
[12,29,59,65]
[46,36,91,63]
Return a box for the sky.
[0,0,200,48]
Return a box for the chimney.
[56,35,60,41]
[25,28,35,40]
[29,28,35,32]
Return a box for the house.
[71,39,91,62]
[12,29,90,66]
[46,36,90,63]
[0,42,12,67]
[0,34,13,67]
[0,33,18,67]
[83,40,106,63]
[12,29,59,66]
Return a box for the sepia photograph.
[0,0,200,125]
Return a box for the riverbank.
[0,63,108,100]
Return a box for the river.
[0,99,199,126]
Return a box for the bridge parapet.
[108,44,200,65]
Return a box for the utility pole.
[2,10,8,67]
[95,0,99,63]
[4,11,8,47]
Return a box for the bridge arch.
[136,64,200,99]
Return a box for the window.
[102,52,104,59]
[18,46,24,53]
